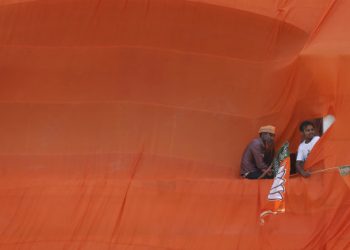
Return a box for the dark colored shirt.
[240,138,273,175]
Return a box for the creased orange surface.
[1,0,350,249]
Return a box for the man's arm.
[296,144,311,178]
[250,142,269,171]
[296,161,311,177]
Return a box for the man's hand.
[296,161,311,178]
[258,166,273,179]
[301,170,311,178]
[266,169,273,176]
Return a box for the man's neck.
[305,137,313,143]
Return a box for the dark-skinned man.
[240,125,276,179]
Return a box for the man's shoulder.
[249,138,263,147]
[310,136,320,146]
[298,140,307,151]
[299,136,320,149]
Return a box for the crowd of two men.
[240,121,320,179]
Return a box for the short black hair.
[299,120,314,132]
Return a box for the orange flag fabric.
[260,142,291,224]
[2,0,350,249]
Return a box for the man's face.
[261,132,275,145]
[303,125,315,141]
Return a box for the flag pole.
[290,165,350,177]
[258,164,273,179]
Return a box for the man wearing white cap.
[240,125,276,179]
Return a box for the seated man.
[240,125,276,179]
[296,120,320,178]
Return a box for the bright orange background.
[1,0,350,249]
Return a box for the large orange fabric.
[0,0,350,249]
